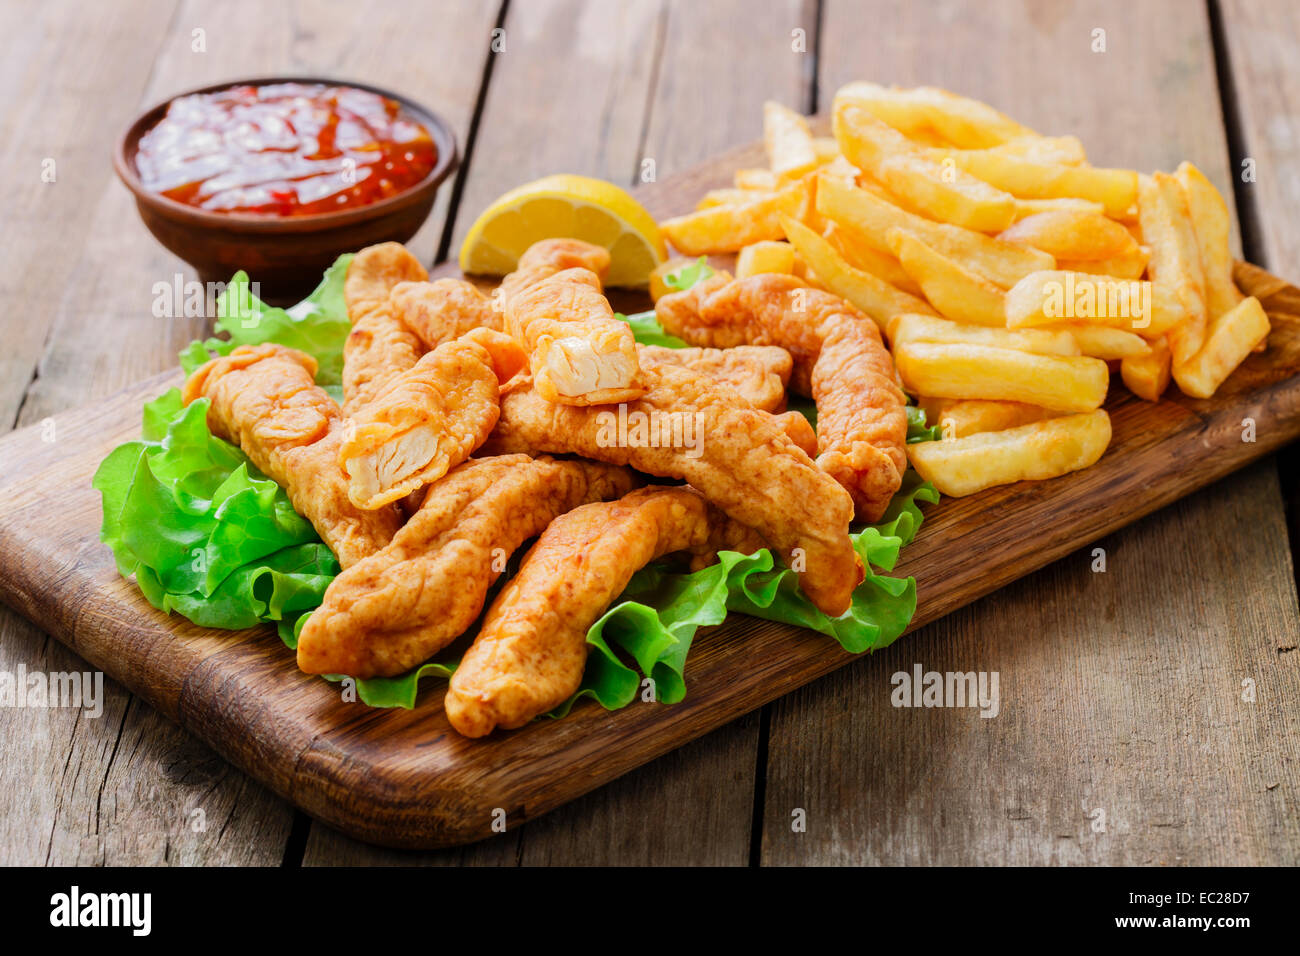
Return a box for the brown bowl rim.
[114,76,459,235]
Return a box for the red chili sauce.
[134,82,437,216]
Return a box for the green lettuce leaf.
[663,256,714,292]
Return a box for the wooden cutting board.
[1,141,1298,848]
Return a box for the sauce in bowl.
[134,82,438,217]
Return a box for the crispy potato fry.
[1011,197,1106,221]
[816,174,1053,288]
[661,180,807,255]
[932,399,1057,439]
[836,104,1017,232]
[906,410,1111,496]
[1120,335,1171,401]
[765,101,819,178]
[1044,323,1152,360]
[1005,270,1183,336]
[780,215,936,328]
[998,209,1141,261]
[735,168,779,190]
[1170,296,1269,399]
[1056,250,1149,280]
[987,136,1087,165]
[1175,161,1244,319]
[736,239,797,278]
[697,187,771,210]
[823,222,923,296]
[834,82,1035,148]
[893,341,1109,412]
[888,313,1080,356]
[889,229,1007,326]
[1139,172,1208,365]
[813,136,841,163]
[946,150,1139,218]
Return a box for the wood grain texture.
[755,0,1297,866]
[0,0,501,866]
[0,180,1296,851]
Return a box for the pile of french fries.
[654,83,1271,498]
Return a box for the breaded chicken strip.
[498,237,611,303]
[773,409,819,457]
[657,272,908,521]
[182,344,401,568]
[338,328,528,510]
[505,266,643,405]
[638,344,792,413]
[342,243,429,414]
[444,486,765,737]
[485,365,862,616]
[296,455,639,678]
[389,277,502,348]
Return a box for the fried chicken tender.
[638,344,792,413]
[657,272,908,521]
[486,365,862,616]
[773,409,819,457]
[503,266,643,405]
[182,344,401,569]
[444,486,764,737]
[342,243,430,414]
[296,455,639,678]
[389,277,502,348]
[497,237,612,303]
[338,328,528,510]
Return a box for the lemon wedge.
[458,174,666,287]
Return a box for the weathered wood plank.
[757,0,1300,865]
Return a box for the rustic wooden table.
[2,0,1296,866]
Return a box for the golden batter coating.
[657,272,908,521]
[338,328,528,510]
[342,243,429,414]
[485,364,862,616]
[182,344,401,569]
[444,486,764,737]
[504,266,643,405]
[497,237,612,304]
[296,455,640,678]
[638,344,792,413]
[389,277,502,349]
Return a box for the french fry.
[998,209,1142,261]
[816,174,1053,287]
[1170,296,1270,399]
[887,313,1080,356]
[735,168,779,191]
[1004,270,1183,336]
[1175,161,1244,319]
[697,187,770,210]
[736,240,797,278]
[661,180,807,255]
[906,410,1112,496]
[836,104,1017,232]
[931,399,1057,439]
[764,101,819,179]
[780,215,936,328]
[1120,335,1172,401]
[892,341,1110,412]
[823,222,923,296]
[888,230,1007,326]
[813,136,841,163]
[1139,172,1208,365]
[834,82,1035,148]
[987,135,1087,165]
[1044,323,1152,360]
[944,150,1139,218]
[1011,197,1106,221]
[1056,250,1149,281]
